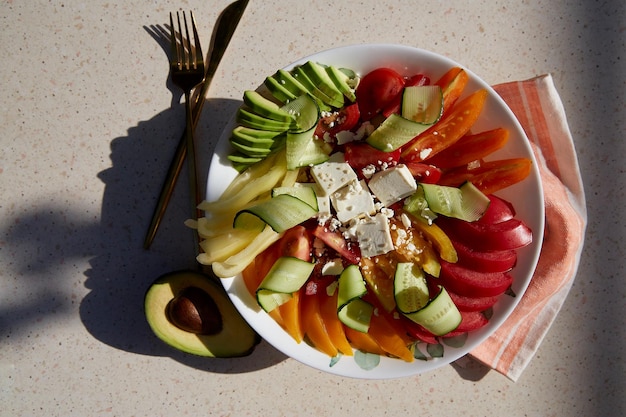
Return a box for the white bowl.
[206,44,544,379]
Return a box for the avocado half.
[144,270,260,357]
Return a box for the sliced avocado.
[299,61,345,107]
[326,65,357,102]
[275,69,330,112]
[275,69,310,97]
[237,108,293,131]
[144,270,260,357]
[264,76,297,104]
[292,67,343,109]
[228,152,264,170]
[230,140,272,157]
[231,133,275,150]
[243,90,295,123]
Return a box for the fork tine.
[169,12,179,69]
[189,11,203,70]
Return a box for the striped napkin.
[467,74,588,381]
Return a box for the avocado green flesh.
[230,61,359,171]
[237,108,293,131]
[144,270,260,358]
[243,90,295,123]
[299,61,345,106]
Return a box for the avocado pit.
[166,286,223,335]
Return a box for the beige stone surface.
[1,1,623,415]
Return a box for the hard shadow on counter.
[80,96,288,374]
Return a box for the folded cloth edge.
[467,74,588,381]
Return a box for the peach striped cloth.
[467,74,587,381]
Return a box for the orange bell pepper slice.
[301,291,338,358]
[359,257,396,313]
[435,67,469,116]
[401,89,488,163]
[278,288,305,343]
[367,312,414,362]
[344,326,386,356]
[318,285,353,356]
[439,157,533,195]
[425,127,509,169]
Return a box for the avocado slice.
[144,270,260,357]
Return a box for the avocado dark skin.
[145,270,260,357]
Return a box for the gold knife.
[144,0,249,249]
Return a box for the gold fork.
[152,11,205,249]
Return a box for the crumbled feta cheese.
[419,148,432,160]
[361,164,376,179]
[467,160,481,170]
[322,258,344,276]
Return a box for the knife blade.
[144,0,249,249]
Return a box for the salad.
[192,60,533,364]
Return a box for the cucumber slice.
[256,256,314,312]
[403,186,438,224]
[401,85,443,124]
[420,182,490,222]
[337,265,373,332]
[286,124,331,170]
[280,94,319,133]
[394,263,430,314]
[401,286,461,336]
[366,86,444,152]
[271,185,319,211]
[233,193,318,233]
[365,113,432,152]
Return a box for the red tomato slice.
[447,290,500,312]
[403,162,442,184]
[343,142,400,177]
[356,67,405,121]
[439,261,513,298]
[312,225,361,264]
[452,238,517,273]
[444,311,489,337]
[276,225,312,262]
[314,103,360,139]
[437,216,533,252]
[401,317,438,345]
[477,194,516,225]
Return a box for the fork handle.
[184,92,202,254]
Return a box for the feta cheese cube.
[367,164,417,206]
[310,152,358,196]
[356,213,394,257]
[330,180,376,223]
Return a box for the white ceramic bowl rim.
[206,44,545,379]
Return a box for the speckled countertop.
[1,1,624,416]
